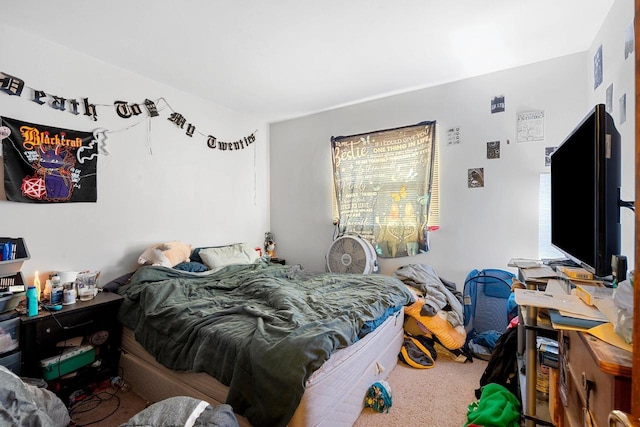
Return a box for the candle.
[34,271,41,301]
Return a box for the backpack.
[463,268,516,344]
[475,326,520,399]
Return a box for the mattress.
[119,307,404,426]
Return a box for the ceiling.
[5,1,616,123]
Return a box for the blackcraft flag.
[2,117,97,203]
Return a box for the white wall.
[587,0,636,271]
[269,0,635,288]
[270,54,587,286]
[0,25,271,285]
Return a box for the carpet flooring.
[68,348,488,426]
[353,350,488,427]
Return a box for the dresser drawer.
[31,303,117,358]
[563,330,631,427]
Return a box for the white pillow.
[198,243,259,270]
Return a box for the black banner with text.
[2,117,98,203]
[331,121,436,258]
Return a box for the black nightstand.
[20,291,123,404]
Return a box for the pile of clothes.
[465,383,521,427]
[394,264,471,368]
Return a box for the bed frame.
[118,308,404,426]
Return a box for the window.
[538,173,563,259]
[331,121,439,258]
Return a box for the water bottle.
[26,286,38,316]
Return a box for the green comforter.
[117,261,414,427]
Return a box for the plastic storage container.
[0,238,30,278]
[0,271,25,293]
[0,350,21,375]
[0,292,25,314]
[0,317,20,354]
[40,345,96,380]
[0,272,26,314]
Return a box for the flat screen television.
[550,104,621,278]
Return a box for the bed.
[114,255,414,427]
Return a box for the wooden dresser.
[559,329,632,427]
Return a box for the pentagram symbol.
[21,176,46,199]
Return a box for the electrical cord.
[40,303,65,329]
[69,388,121,426]
[68,365,131,426]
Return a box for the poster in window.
[331,121,436,258]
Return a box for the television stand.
[514,266,632,427]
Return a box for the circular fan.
[326,234,378,274]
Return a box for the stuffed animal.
[264,232,276,258]
[138,241,192,268]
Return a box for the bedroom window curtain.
[331,121,438,258]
